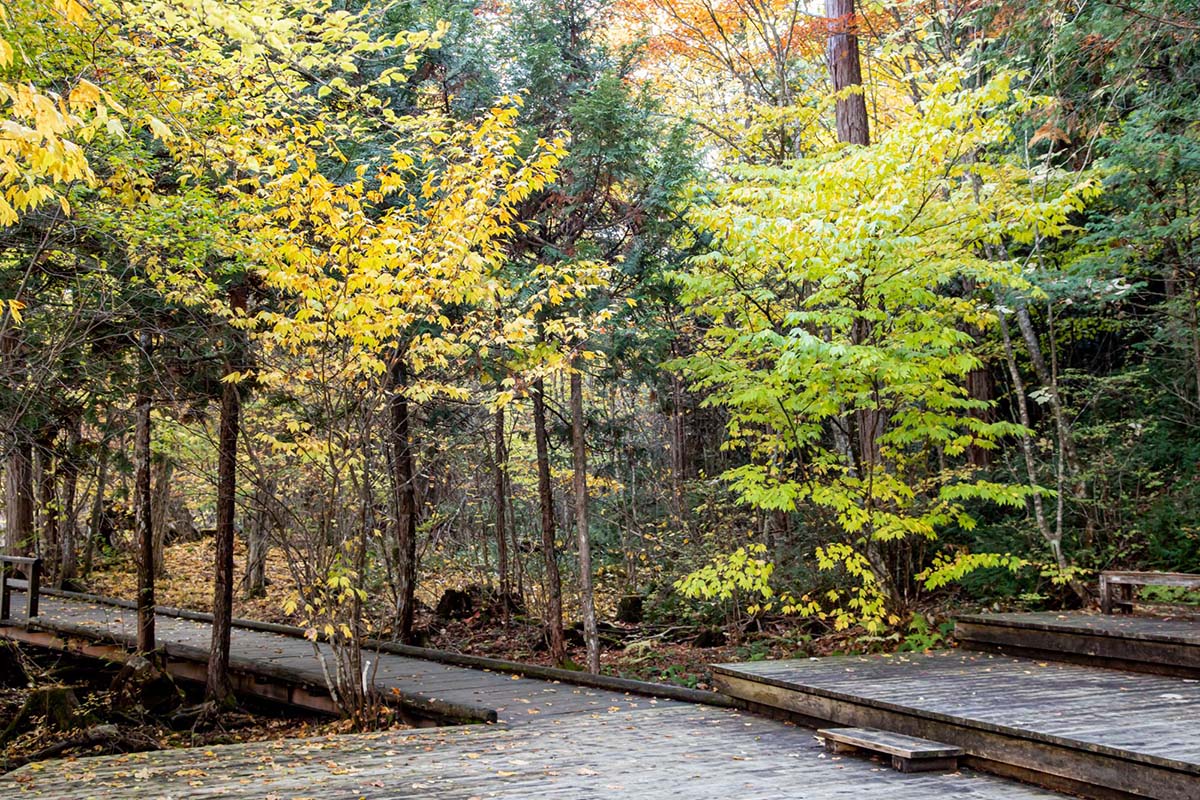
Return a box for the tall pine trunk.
[570,370,600,673]
[389,358,418,643]
[532,377,565,664]
[134,330,155,654]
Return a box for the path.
[0,591,1069,799]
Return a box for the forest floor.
[81,535,910,691]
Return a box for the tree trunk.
[150,457,171,577]
[36,440,59,577]
[242,481,272,599]
[532,377,566,664]
[81,439,108,578]
[134,331,155,654]
[1014,302,1081,478]
[999,314,1087,602]
[493,405,510,620]
[570,370,600,673]
[826,0,870,146]
[390,358,418,643]
[207,286,246,705]
[59,418,81,586]
[5,441,34,557]
[965,366,994,467]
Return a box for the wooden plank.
[818,727,963,759]
[1101,571,1200,586]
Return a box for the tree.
[676,71,1099,630]
[570,366,600,672]
[206,284,247,705]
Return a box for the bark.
[570,370,600,674]
[493,406,510,620]
[150,458,171,577]
[242,481,273,599]
[826,0,870,146]
[59,418,81,585]
[390,358,418,643]
[207,284,246,705]
[5,441,34,557]
[532,377,566,664]
[81,440,108,578]
[669,372,686,519]
[134,331,155,654]
[36,441,58,575]
[965,366,994,468]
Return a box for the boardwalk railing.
[0,555,41,621]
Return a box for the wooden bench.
[817,727,963,773]
[1100,571,1200,614]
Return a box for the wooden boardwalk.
[1,692,1064,799]
[715,649,1200,799]
[0,592,1071,799]
[1,593,656,724]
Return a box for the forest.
[2,0,1200,741]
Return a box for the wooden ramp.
[713,649,1200,800]
[957,610,1200,676]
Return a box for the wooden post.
[27,558,40,618]
[0,563,9,621]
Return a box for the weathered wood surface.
[715,650,1200,799]
[0,593,649,726]
[0,703,1066,799]
[818,727,964,759]
[9,585,738,707]
[0,593,1074,798]
[957,611,1200,676]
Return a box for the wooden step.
[818,727,963,773]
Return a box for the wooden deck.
[714,649,1200,800]
[1,696,1066,799]
[0,591,1071,799]
[957,610,1200,676]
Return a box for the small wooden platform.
[818,726,963,772]
[714,650,1200,799]
[957,611,1200,676]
